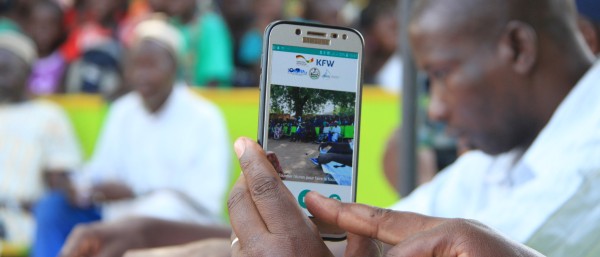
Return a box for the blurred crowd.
[0,0,402,95]
[0,0,402,255]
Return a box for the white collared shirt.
[0,100,81,244]
[0,100,81,202]
[391,62,600,243]
[79,84,230,224]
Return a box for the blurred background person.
[301,0,348,26]
[576,0,600,56]
[0,31,88,255]
[359,0,401,93]
[60,0,130,100]
[63,39,126,101]
[59,0,128,63]
[165,0,234,87]
[24,0,67,95]
[33,17,231,257]
[237,0,285,86]
[0,0,35,30]
[216,0,254,86]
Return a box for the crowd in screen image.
[268,115,354,143]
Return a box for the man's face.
[0,49,29,102]
[125,40,176,113]
[27,4,63,55]
[85,0,122,22]
[410,20,530,155]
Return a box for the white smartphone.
[258,21,364,240]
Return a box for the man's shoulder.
[26,99,70,120]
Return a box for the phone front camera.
[295,29,301,35]
[332,33,338,39]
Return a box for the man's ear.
[577,16,599,55]
[498,21,538,75]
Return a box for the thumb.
[344,233,383,257]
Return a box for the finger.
[266,151,284,177]
[227,174,269,243]
[59,224,100,257]
[386,226,448,257]
[344,233,384,257]
[230,231,243,257]
[305,192,444,245]
[234,137,307,233]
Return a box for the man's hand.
[227,137,544,257]
[124,239,231,257]
[228,137,333,257]
[44,171,79,206]
[59,219,148,257]
[60,217,232,257]
[306,193,545,257]
[91,182,135,202]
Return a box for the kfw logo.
[316,59,335,67]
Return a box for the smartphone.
[258,21,364,240]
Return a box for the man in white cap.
[0,31,91,255]
[35,16,231,257]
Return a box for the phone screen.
[262,42,361,216]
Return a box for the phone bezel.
[257,20,364,240]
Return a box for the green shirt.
[0,18,21,33]
[172,12,234,87]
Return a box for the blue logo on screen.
[288,68,308,75]
[316,59,335,67]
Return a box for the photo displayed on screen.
[266,84,356,186]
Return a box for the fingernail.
[234,138,246,158]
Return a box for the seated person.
[310,141,353,167]
[63,41,126,101]
[0,31,93,251]
[164,0,234,87]
[35,17,231,257]
[24,0,68,95]
[329,121,341,142]
[359,0,402,92]
[316,122,330,143]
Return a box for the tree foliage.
[270,85,356,117]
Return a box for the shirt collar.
[521,61,600,177]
